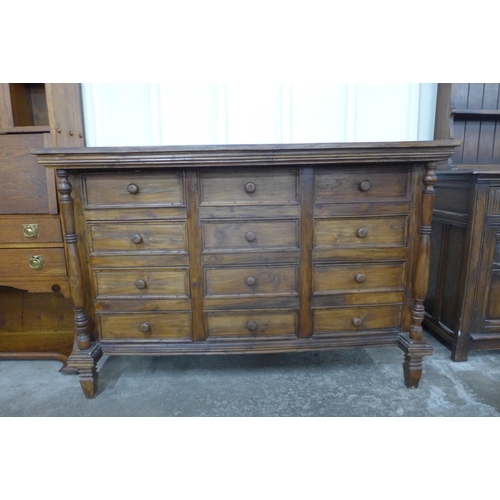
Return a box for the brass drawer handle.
[140,322,151,333]
[127,184,139,194]
[135,280,147,289]
[247,320,257,331]
[23,224,39,238]
[245,231,256,242]
[246,276,256,286]
[359,180,372,192]
[29,255,44,270]
[245,182,256,193]
[131,234,143,244]
[356,227,368,238]
[355,273,366,283]
[352,317,363,327]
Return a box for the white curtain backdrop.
[81,83,437,147]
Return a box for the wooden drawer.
[200,168,299,205]
[313,305,401,333]
[94,268,190,298]
[315,166,410,204]
[206,310,297,337]
[0,216,62,244]
[205,265,298,297]
[83,172,185,209]
[0,248,66,277]
[90,222,187,253]
[313,262,404,294]
[100,312,191,340]
[314,216,407,248]
[202,220,299,252]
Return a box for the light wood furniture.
[0,83,84,363]
[424,83,500,359]
[35,141,458,397]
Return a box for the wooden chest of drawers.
[35,141,458,398]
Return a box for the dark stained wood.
[36,141,458,397]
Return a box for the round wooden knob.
[135,279,147,289]
[245,231,256,242]
[246,276,256,286]
[247,320,257,331]
[352,317,363,327]
[245,182,256,193]
[356,227,368,238]
[355,273,366,283]
[140,322,151,333]
[131,234,143,244]
[127,183,139,194]
[359,180,372,192]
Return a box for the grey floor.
[1,331,500,417]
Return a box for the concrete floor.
[1,332,500,416]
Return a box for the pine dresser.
[34,141,459,398]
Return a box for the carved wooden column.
[57,169,102,398]
[399,162,436,388]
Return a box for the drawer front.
[202,220,299,251]
[206,310,297,337]
[313,305,401,333]
[315,166,409,204]
[83,172,185,209]
[315,216,407,248]
[313,262,404,293]
[205,265,298,297]
[200,168,299,206]
[90,222,187,253]
[0,217,62,244]
[0,248,66,277]
[95,268,190,298]
[100,312,191,340]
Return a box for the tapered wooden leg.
[66,343,103,398]
[399,335,433,388]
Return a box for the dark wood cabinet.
[0,83,84,363]
[424,83,500,360]
[35,141,458,397]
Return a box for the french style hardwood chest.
[35,141,458,398]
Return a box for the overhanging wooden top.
[33,140,461,169]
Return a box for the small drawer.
[313,305,401,333]
[0,248,67,277]
[83,172,185,209]
[314,216,407,248]
[202,220,299,252]
[200,168,299,206]
[0,217,62,244]
[90,222,187,253]
[313,262,404,294]
[206,310,297,338]
[100,312,191,340]
[315,166,410,204]
[95,268,190,298]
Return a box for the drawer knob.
[247,320,257,331]
[355,273,366,283]
[245,231,256,242]
[127,183,139,194]
[352,317,363,327]
[245,182,256,193]
[23,224,39,238]
[131,234,143,244]
[246,276,256,286]
[356,227,368,238]
[140,322,151,333]
[135,280,147,289]
[29,255,44,270]
[359,180,372,192]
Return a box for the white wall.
[81,83,437,147]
